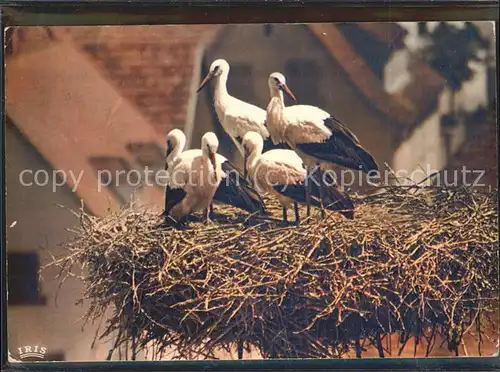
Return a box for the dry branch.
[45,184,499,359]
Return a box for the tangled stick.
[45,184,499,359]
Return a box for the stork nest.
[47,184,499,360]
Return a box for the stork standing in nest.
[265,72,379,216]
[164,130,266,222]
[242,131,354,225]
[163,132,220,223]
[197,59,289,167]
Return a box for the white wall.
[455,60,488,113]
[392,111,447,184]
[390,21,493,181]
[384,49,412,94]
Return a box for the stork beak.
[197,71,214,93]
[279,83,297,101]
[209,151,218,182]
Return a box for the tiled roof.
[66,25,221,137]
[5,39,166,216]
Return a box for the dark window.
[227,63,256,104]
[89,157,143,204]
[284,59,322,106]
[8,252,46,306]
[125,142,165,188]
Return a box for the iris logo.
[11,345,48,361]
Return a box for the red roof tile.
[66,26,221,137]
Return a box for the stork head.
[268,72,296,101]
[242,131,264,175]
[201,132,219,181]
[165,129,186,159]
[197,59,230,93]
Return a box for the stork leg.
[294,201,300,226]
[305,167,312,217]
[282,206,288,224]
[203,208,212,224]
[209,203,215,219]
[317,167,327,219]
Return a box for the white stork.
[164,130,267,222]
[265,72,379,215]
[242,131,354,225]
[196,59,289,160]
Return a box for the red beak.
[197,72,213,93]
[280,83,297,101]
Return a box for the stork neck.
[166,136,185,165]
[270,93,284,108]
[269,87,285,105]
[267,88,285,117]
[247,144,262,174]
[214,71,229,101]
[277,90,285,105]
[266,94,285,131]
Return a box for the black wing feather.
[272,168,355,219]
[296,117,378,173]
[263,139,291,152]
[272,183,323,207]
[235,136,291,152]
[164,186,186,215]
[214,161,268,215]
[311,169,354,219]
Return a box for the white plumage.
[242,131,354,224]
[197,59,283,155]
